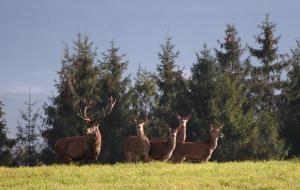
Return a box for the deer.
[176,114,191,143]
[123,118,150,162]
[148,127,179,161]
[172,124,223,163]
[148,114,188,161]
[54,97,116,164]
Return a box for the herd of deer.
[54,97,224,164]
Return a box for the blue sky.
[0,0,299,137]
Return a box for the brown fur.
[172,126,223,163]
[54,124,101,164]
[176,114,191,143]
[149,128,178,161]
[123,122,150,162]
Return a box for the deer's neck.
[176,125,186,143]
[167,137,176,149]
[163,137,176,160]
[208,135,219,150]
[137,129,147,141]
[95,131,101,145]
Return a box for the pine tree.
[97,41,132,163]
[0,101,14,166]
[41,33,99,164]
[15,88,41,166]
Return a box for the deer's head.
[209,124,224,139]
[176,114,191,128]
[168,127,178,141]
[85,124,100,139]
[134,118,146,132]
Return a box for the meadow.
[0,160,299,190]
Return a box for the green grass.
[0,160,299,190]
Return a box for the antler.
[77,99,93,123]
[102,96,116,118]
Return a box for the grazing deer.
[172,124,223,163]
[123,119,150,162]
[54,97,116,164]
[176,114,191,143]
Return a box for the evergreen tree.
[212,26,254,161]
[41,33,99,164]
[189,44,219,140]
[15,88,41,166]
[0,101,14,166]
[248,14,288,112]
[249,111,287,159]
[281,39,300,157]
[154,36,190,136]
[215,24,243,73]
[130,64,156,136]
[97,41,132,163]
[247,15,288,159]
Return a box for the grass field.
[0,160,299,190]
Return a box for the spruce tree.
[97,41,131,163]
[41,33,99,163]
[189,44,219,140]
[215,24,243,73]
[248,14,288,112]
[281,39,300,157]
[212,25,254,161]
[247,15,288,159]
[130,64,156,136]
[0,101,14,166]
[15,88,41,166]
[154,36,189,136]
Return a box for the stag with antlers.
[54,97,116,164]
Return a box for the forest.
[0,15,299,166]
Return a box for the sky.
[0,0,299,137]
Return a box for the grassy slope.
[0,160,299,190]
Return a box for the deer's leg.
[173,155,185,163]
[125,153,133,163]
[144,154,150,162]
[62,155,72,164]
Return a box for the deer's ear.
[219,125,223,130]
[176,113,181,120]
[134,118,137,123]
[210,124,213,131]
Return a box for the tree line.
[0,15,299,166]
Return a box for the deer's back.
[124,136,149,154]
[173,141,210,160]
[54,136,87,159]
[149,140,169,159]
